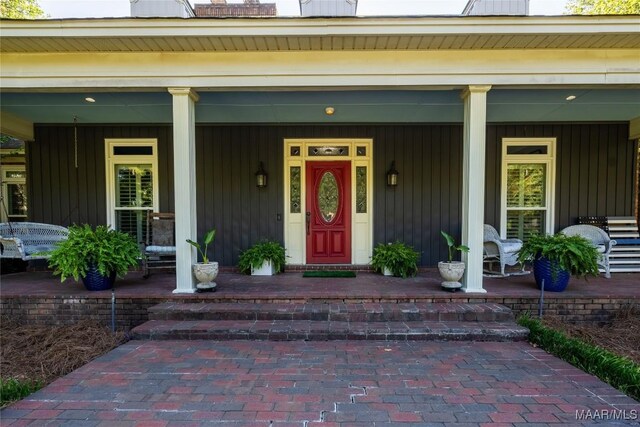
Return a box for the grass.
[518,314,640,401]
[0,379,42,407]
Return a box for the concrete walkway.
[2,341,638,426]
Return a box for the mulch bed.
[0,318,127,386]
[541,305,640,364]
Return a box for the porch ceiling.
[0,89,638,126]
[2,16,639,53]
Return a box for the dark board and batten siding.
[28,126,174,227]
[484,123,636,231]
[196,125,463,266]
[30,123,634,267]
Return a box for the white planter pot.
[438,261,465,291]
[383,267,393,276]
[251,260,275,276]
[192,262,218,292]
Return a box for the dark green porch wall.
[28,123,634,267]
[28,125,174,227]
[197,125,463,266]
[483,123,636,232]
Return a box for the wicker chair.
[560,224,616,278]
[0,222,69,260]
[142,212,176,278]
[482,224,527,277]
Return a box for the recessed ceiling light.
[566,95,577,101]
[325,106,335,115]
[84,97,96,103]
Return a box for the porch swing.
[0,195,69,261]
[0,121,74,261]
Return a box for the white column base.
[172,287,197,294]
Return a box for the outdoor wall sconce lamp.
[387,161,399,187]
[255,162,268,188]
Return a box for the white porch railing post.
[169,87,199,293]
[461,85,491,293]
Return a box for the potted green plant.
[517,233,599,292]
[238,240,286,275]
[438,231,470,291]
[47,224,141,291]
[370,241,419,278]
[186,228,217,292]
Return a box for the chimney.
[299,0,357,17]
[130,0,195,18]
[462,0,529,16]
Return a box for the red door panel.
[306,161,351,264]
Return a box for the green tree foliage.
[566,0,640,15]
[0,0,45,19]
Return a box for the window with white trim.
[0,165,27,222]
[105,139,158,244]
[501,138,555,241]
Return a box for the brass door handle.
[306,211,311,235]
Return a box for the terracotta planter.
[192,262,218,292]
[438,261,465,291]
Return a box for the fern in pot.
[238,240,286,275]
[517,233,599,292]
[371,241,419,278]
[47,224,141,291]
[438,231,469,291]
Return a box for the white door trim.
[284,138,373,265]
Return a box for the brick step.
[130,319,529,342]
[148,302,515,323]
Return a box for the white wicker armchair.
[0,222,69,260]
[560,224,616,278]
[483,224,527,277]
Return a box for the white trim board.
[284,138,373,265]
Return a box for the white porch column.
[461,85,491,293]
[169,87,199,293]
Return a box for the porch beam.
[169,87,199,294]
[460,85,491,293]
[0,110,34,141]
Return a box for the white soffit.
[1,16,639,53]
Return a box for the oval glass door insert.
[318,171,339,223]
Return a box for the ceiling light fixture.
[324,106,335,115]
[565,95,576,101]
[85,97,96,103]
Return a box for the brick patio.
[2,340,639,426]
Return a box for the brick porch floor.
[1,268,638,300]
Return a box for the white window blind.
[114,164,153,243]
[501,138,555,242]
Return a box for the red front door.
[306,161,351,264]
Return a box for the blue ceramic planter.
[82,265,116,291]
[533,257,570,292]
